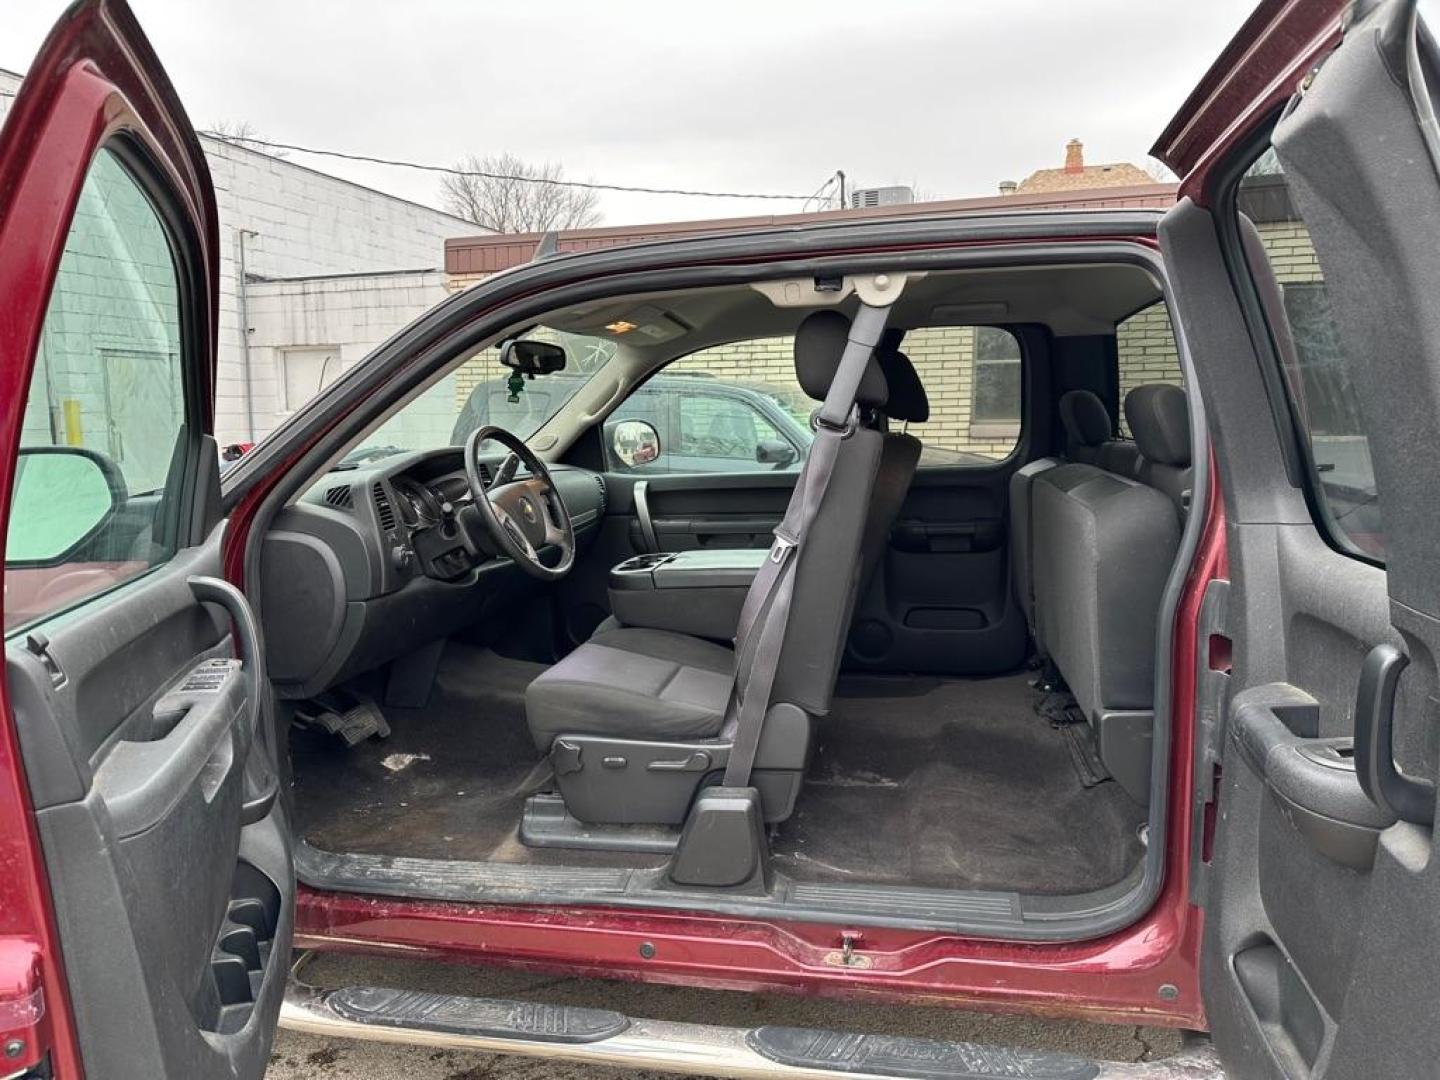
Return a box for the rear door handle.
[1354,644,1435,826]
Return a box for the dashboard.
[258,447,606,699]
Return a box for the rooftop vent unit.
[849,185,915,209]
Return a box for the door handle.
[241,776,280,825]
[632,481,659,552]
[189,576,284,826]
[1354,643,1436,826]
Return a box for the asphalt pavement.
[266,951,1185,1079]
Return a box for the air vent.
[593,473,608,515]
[372,483,396,532]
[848,185,915,209]
[476,462,493,487]
[323,485,354,510]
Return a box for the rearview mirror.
[755,438,798,467]
[6,447,125,564]
[500,338,567,377]
[611,419,661,468]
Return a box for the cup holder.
[197,863,282,1035]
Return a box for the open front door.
[1158,0,1440,1076]
[0,2,290,1078]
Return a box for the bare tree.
[1144,158,1176,183]
[441,153,602,233]
[208,120,286,157]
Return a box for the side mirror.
[611,419,662,468]
[6,447,125,564]
[500,338,567,377]
[755,438,798,467]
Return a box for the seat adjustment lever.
[647,751,712,773]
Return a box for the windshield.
[343,329,617,465]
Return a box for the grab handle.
[1354,644,1435,826]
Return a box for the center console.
[608,548,766,641]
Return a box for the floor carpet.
[292,648,1146,894]
[290,643,665,869]
[769,673,1148,895]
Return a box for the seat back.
[1010,389,1123,644]
[1032,462,1180,720]
[858,340,929,596]
[740,310,888,717]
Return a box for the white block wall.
[1,67,479,447]
[245,270,453,438]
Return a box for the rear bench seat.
[1029,383,1192,802]
[1009,389,1140,650]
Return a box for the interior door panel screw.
[639,941,656,959]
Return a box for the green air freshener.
[506,370,526,404]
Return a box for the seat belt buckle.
[811,405,859,438]
[769,531,797,564]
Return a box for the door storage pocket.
[196,862,282,1034]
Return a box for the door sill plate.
[281,957,1225,1079]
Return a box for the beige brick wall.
[1255,220,1323,284]
[1116,303,1182,435]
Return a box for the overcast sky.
[6,1,1258,226]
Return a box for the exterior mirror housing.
[500,339,567,377]
[755,438,798,467]
[6,447,125,564]
[611,419,661,468]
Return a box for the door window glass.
[1116,302,1182,437]
[907,325,1023,464]
[1237,150,1384,561]
[5,147,187,634]
[602,337,811,474]
[601,328,1025,473]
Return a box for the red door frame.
[0,3,218,1075]
[1151,0,1349,203]
[231,7,1351,1026]
[0,0,1347,1069]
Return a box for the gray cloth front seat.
[526,626,734,750]
[526,310,889,824]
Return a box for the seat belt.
[722,300,891,788]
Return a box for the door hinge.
[23,633,65,688]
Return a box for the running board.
[281,963,1226,1079]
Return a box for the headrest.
[793,310,888,407]
[1125,383,1191,467]
[874,330,929,422]
[1058,390,1112,448]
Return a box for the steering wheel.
[463,426,575,581]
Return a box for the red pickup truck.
[2,2,1437,1078]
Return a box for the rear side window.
[5,147,188,634]
[602,337,812,475]
[613,327,1026,474]
[1237,150,1384,562]
[901,325,1023,465]
[1116,302,1182,437]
